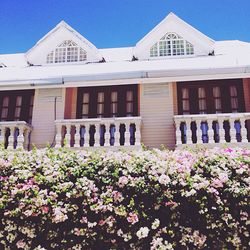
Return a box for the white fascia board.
[1,66,250,90]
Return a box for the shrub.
[0,147,249,249]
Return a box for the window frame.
[76,85,138,119]
[0,90,35,123]
[177,79,245,115]
[46,40,87,64]
[150,32,194,58]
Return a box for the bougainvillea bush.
[0,147,249,249]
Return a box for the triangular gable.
[134,12,215,60]
[26,21,102,65]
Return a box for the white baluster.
[124,122,131,146]
[74,124,80,148]
[104,123,110,146]
[229,118,237,143]
[240,118,248,143]
[134,120,141,146]
[94,124,100,147]
[84,124,90,147]
[196,119,203,144]
[114,122,120,146]
[218,118,226,143]
[16,126,25,149]
[0,126,6,148]
[186,119,192,144]
[207,119,215,144]
[7,127,14,150]
[55,124,62,148]
[175,120,182,145]
[24,128,31,150]
[64,124,71,147]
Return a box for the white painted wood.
[140,83,176,149]
[64,124,71,147]
[174,113,250,147]
[207,119,215,144]
[104,123,110,147]
[240,118,248,143]
[74,124,80,148]
[174,119,182,146]
[0,121,32,150]
[196,119,203,144]
[55,117,141,149]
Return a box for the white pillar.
[7,127,14,150]
[186,119,192,144]
[55,124,62,148]
[134,121,141,146]
[229,118,237,143]
[64,124,71,147]
[124,122,130,146]
[74,124,80,148]
[16,126,25,149]
[207,119,215,144]
[175,120,182,146]
[114,122,120,147]
[94,124,100,147]
[84,124,90,147]
[218,118,226,143]
[104,123,110,146]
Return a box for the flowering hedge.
[0,147,249,249]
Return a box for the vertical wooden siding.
[140,83,176,149]
[243,78,250,112]
[30,88,65,148]
[64,87,77,119]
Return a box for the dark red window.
[0,90,34,123]
[77,85,138,118]
[177,79,245,115]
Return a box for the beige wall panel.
[140,83,176,149]
[30,88,65,148]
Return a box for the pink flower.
[212,179,223,188]
[118,176,129,187]
[80,216,88,224]
[98,219,106,226]
[41,206,49,214]
[112,191,123,203]
[165,201,178,208]
[16,240,26,249]
[127,212,139,224]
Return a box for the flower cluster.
[0,146,249,249]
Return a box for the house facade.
[1,13,250,150]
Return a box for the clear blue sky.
[0,0,250,54]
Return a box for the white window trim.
[150,32,194,58]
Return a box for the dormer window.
[46,40,87,64]
[150,32,194,57]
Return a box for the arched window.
[46,40,87,63]
[150,33,194,57]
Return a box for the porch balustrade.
[54,117,142,149]
[0,121,32,150]
[174,113,250,147]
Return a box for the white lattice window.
[46,40,87,63]
[150,33,194,57]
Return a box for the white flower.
[151,218,160,229]
[136,227,149,239]
[158,174,171,185]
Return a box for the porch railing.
[174,113,250,147]
[0,121,32,150]
[54,117,142,149]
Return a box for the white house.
[1,12,250,150]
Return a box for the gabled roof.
[26,20,102,65]
[135,12,215,59]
